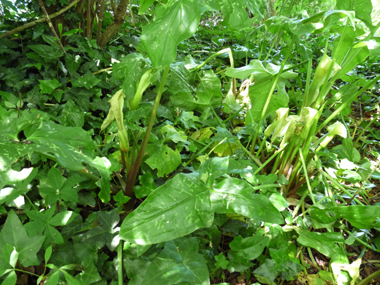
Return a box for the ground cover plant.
[1,0,380,284]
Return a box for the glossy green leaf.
[145,144,181,177]
[2,270,17,285]
[71,72,101,90]
[198,156,229,186]
[335,0,373,30]
[296,228,343,257]
[310,205,380,229]
[211,177,284,224]
[39,79,61,94]
[0,167,37,204]
[39,169,83,205]
[161,125,188,143]
[142,237,210,285]
[229,235,269,260]
[140,0,209,67]
[220,0,254,31]
[139,0,155,14]
[0,210,45,266]
[29,45,64,62]
[120,173,213,245]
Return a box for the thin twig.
[1,0,81,38]
[36,0,66,53]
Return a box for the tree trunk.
[97,0,129,48]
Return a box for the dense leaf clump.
[0,0,380,284]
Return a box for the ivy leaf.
[71,72,101,90]
[39,169,83,205]
[142,237,210,285]
[229,235,269,260]
[113,190,130,207]
[215,253,229,270]
[39,79,61,94]
[29,44,64,62]
[0,210,45,267]
[145,144,181,177]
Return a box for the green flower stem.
[235,140,262,167]
[255,136,267,159]
[223,105,245,123]
[254,143,288,175]
[317,74,380,133]
[322,175,337,207]
[292,189,308,217]
[298,149,316,204]
[318,169,364,206]
[118,241,123,285]
[347,159,380,205]
[192,48,233,72]
[182,141,214,165]
[354,112,380,148]
[357,268,380,285]
[207,138,227,156]
[125,66,170,200]
[209,104,226,128]
[263,33,279,65]
[251,37,296,150]
[307,247,321,270]
[278,139,300,176]
[343,228,380,254]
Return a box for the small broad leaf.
[145,144,181,177]
[141,237,210,285]
[0,210,45,266]
[296,228,343,257]
[71,72,101,90]
[229,235,269,260]
[39,79,61,94]
[120,173,213,245]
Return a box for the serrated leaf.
[120,174,213,245]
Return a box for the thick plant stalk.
[1,0,81,39]
[354,112,380,147]
[117,241,123,285]
[86,0,92,39]
[124,66,170,204]
[298,149,315,204]
[96,0,105,45]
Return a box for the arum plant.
[101,66,170,211]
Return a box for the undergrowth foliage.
[0,0,380,284]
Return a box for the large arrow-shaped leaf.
[120,173,213,245]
